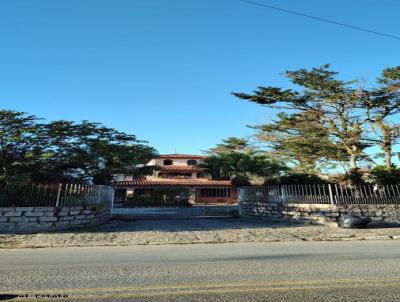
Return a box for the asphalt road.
[1,241,400,301]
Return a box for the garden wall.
[0,203,111,233]
[339,204,400,226]
[239,200,400,227]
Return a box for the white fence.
[241,184,400,204]
[0,183,114,207]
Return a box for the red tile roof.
[156,165,205,172]
[156,154,207,159]
[113,178,232,187]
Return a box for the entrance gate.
[111,187,238,218]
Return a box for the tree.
[233,65,371,170]
[201,138,287,186]
[37,120,156,184]
[251,111,348,172]
[201,152,287,186]
[75,121,156,184]
[363,66,400,168]
[0,110,44,183]
[206,137,253,154]
[0,110,156,184]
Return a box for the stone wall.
[0,203,111,233]
[239,200,400,227]
[239,200,283,219]
[339,204,400,226]
[282,204,338,225]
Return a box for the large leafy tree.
[233,65,371,170]
[363,66,400,168]
[252,111,349,172]
[0,110,156,184]
[75,121,156,184]
[0,110,45,183]
[38,120,156,184]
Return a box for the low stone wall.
[339,204,400,226]
[239,200,283,219]
[239,200,400,227]
[282,204,338,225]
[0,203,111,233]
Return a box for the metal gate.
[111,187,238,218]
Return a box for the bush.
[231,175,251,187]
[267,173,329,185]
[342,169,366,186]
[370,165,400,185]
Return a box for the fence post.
[237,188,245,217]
[55,183,62,207]
[110,187,115,216]
[281,185,286,204]
[328,184,334,204]
[97,185,102,204]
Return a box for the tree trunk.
[384,146,392,168]
[349,145,359,169]
[375,118,392,168]
[349,154,357,169]
[382,131,392,168]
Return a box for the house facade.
[113,154,237,204]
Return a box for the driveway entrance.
[112,204,238,218]
[112,187,238,218]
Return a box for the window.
[187,159,197,166]
[199,188,230,198]
[163,159,173,165]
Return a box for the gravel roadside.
[1,218,400,249]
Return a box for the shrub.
[342,169,366,186]
[231,175,251,187]
[267,173,329,185]
[370,165,400,185]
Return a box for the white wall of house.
[115,174,133,181]
[146,159,158,166]
[115,156,204,182]
[146,158,204,166]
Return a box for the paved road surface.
[1,241,400,301]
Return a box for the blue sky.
[1,0,400,155]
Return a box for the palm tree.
[201,151,287,186]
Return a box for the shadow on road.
[1,217,311,235]
[64,217,305,234]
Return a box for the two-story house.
[113,154,236,204]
